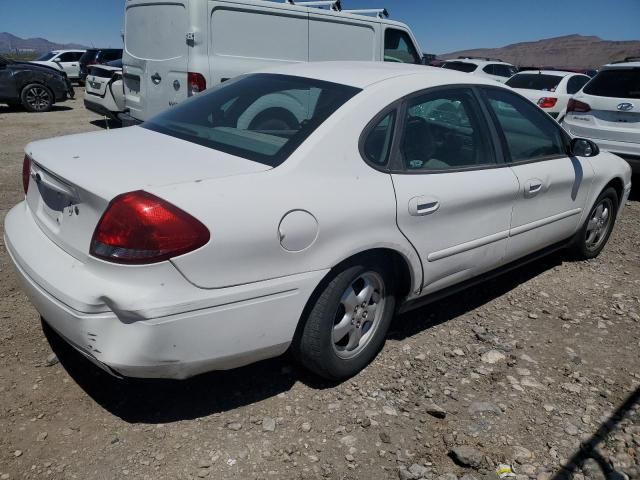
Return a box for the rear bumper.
[117,111,143,127]
[83,98,120,121]
[5,202,327,379]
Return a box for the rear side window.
[506,74,563,91]
[363,111,396,166]
[486,64,515,78]
[384,29,420,64]
[144,74,361,167]
[400,88,495,171]
[583,69,640,99]
[442,61,477,73]
[483,88,565,162]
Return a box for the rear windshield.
[506,73,563,91]
[143,74,361,167]
[442,61,477,73]
[80,50,98,63]
[583,69,640,99]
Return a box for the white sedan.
[506,70,591,121]
[5,62,632,380]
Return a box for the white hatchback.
[5,62,632,381]
[561,60,640,173]
[506,70,591,121]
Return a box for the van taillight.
[187,72,206,96]
[22,155,31,195]
[90,191,210,264]
[567,99,591,113]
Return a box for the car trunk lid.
[25,127,270,262]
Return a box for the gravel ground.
[0,93,639,480]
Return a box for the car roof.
[255,61,505,89]
[444,58,514,67]
[601,61,640,70]
[512,70,580,77]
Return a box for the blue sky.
[1,0,639,54]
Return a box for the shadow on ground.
[89,118,122,130]
[46,249,567,424]
[552,385,639,480]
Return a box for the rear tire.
[293,257,396,380]
[21,83,53,112]
[570,187,618,259]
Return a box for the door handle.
[409,197,440,216]
[525,179,544,198]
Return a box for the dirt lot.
[0,93,639,480]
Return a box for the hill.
[440,34,640,69]
[0,32,88,54]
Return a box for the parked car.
[441,57,517,83]
[506,70,591,120]
[120,0,424,125]
[84,59,125,121]
[78,48,123,83]
[561,58,640,173]
[0,54,74,112]
[5,62,631,381]
[31,50,85,82]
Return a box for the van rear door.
[123,0,190,122]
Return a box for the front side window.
[483,88,565,162]
[384,29,420,64]
[566,75,590,94]
[443,61,477,73]
[144,74,361,167]
[363,111,396,166]
[36,52,56,61]
[58,52,76,62]
[583,69,640,99]
[400,88,495,171]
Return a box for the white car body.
[561,61,640,173]
[31,50,85,80]
[121,0,424,124]
[507,70,591,120]
[84,62,125,120]
[441,58,517,83]
[4,62,632,379]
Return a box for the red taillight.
[187,72,206,97]
[90,191,210,264]
[22,155,31,195]
[537,97,558,109]
[567,98,591,113]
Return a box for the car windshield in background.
[583,69,640,99]
[506,74,563,91]
[442,62,477,73]
[143,74,361,167]
[36,52,56,61]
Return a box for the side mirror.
[53,58,61,63]
[570,138,599,157]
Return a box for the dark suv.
[0,54,74,112]
[79,49,123,83]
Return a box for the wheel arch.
[603,177,625,209]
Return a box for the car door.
[57,52,81,79]
[389,87,519,294]
[480,86,594,261]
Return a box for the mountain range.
[0,32,88,53]
[440,34,640,69]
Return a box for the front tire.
[293,258,396,380]
[21,84,53,112]
[571,187,618,259]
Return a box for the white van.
[120,0,424,124]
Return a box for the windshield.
[143,74,361,167]
[36,52,57,61]
[583,69,640,99]
[506,73,563,91]
[442,62,477,73]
